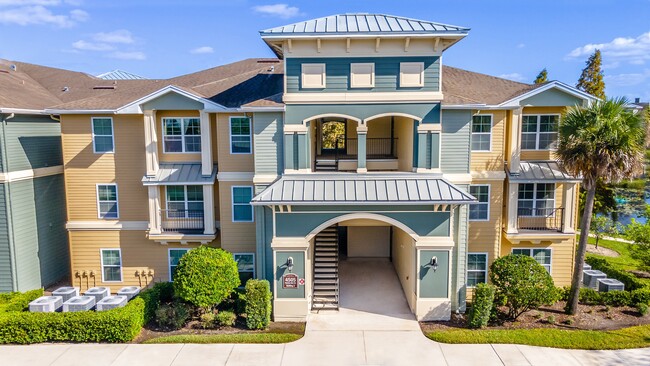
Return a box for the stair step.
[314,268,338,273]
[315,246,337,251]
[314,285,338,291]
[314,290,338,296]
[315,241,337,246]
[314,252,337,257]
[314,279,338,284]
[314,273,338,279]
[314,257,337,262]
[314,262,338,268]
[312,303,339,310]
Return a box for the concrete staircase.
[314,159,338,171]
[312,225,339,310]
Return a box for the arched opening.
[309,116,360,171]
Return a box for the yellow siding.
[61,114,148,221]
[216,113,254,172]
[468,179,504,263]
[500,237,576,286]
[156,110,201,163]
[471,110,506,172]
[367,117,391,138]
[218,180,257,254]
[394,116,414,172]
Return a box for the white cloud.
[72,40,114,51]
[498,73,526,82]
[252,4,301,19]
[108,51,146,61]
[0,1,88,27]
[605,69,650,87]
[0,0,60,5]
[190,46,214,54]
[567,31,650,65]
[92,29,134,44]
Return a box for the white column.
[509,108,523,173]
[506,182,519,234]
[203,184,216,235]
[147,186,162,234]
[200,110,213,177]
[143,110,159,177]
[562,182,577,233]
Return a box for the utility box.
[63,296,96,312]
[598,278,625,292]
[96,295,128,311]
[117,286,140,301]
[583,270,607,289]
[52,287,80,303]
[29,296,63,312]
[582,263,592,271]
[84,287,110,303]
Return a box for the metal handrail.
[517,207,564,232]
[160,209,204,233]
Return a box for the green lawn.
[143,333,302,344]
[426,324,650,350]
[587,237,640,270]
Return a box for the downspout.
[1,113,19,291]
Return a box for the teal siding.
[253,112,284,175]
[440,110,471,173]
[285,103,440,125]
[0,184,12,292]
[4,115,62,171]
[286,57,440,93]
[275,251,305,299]
[419,250,449,298]
[520,88,585,107]
[451,199,469,312]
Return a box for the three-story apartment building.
[6,14,596,321]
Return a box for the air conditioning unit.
[582,269,607,289]
[62,296,96,312]
[52,287,79,302]
[598,278,625,292]
[84,286,110,303]
[582,263,592,271]
[117,286,140,301]
[29,296,63,312]
[96,295,128,311]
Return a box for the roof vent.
[10,64,16,71]
[62,86,70,92]
[93,85,117,90]
[268,66,275,72]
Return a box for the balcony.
[161,209,204,234]
[517,207,564,232]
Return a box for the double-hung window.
[168,248,189,281]
[521,115,559,150]
[469,185,490,221]
[518,183,555,216]
[234,253,255,286]
[92,117,114,153]
[97,184,118,219]
[467,253,488,287]
[166,186,204,218]
[162,117,201,153]
[232,186,253,222]
[230,117,252,154]
[471,115,492,151]
[512,248,552,273]
[101,249,122,282]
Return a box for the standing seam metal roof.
[141,163,217,185]
[251,174,475,205]
[508,161,580,182]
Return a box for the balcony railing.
[344,138,397,158]
[161,209,204,234]
[517,207,564,232]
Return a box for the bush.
[585,256,645,291]
[601,291,632,307]
[546,315,556,324]
[579,288,602,305]
[155,301,189,330]
[139,282,174,324]
[557,286,571,302]
[245,279,271,330]
[468,283,495,329]
[631,288,650,305]
[215,310,237,327]
[198,313,216,329]
[0,297,145,344]
[173,246,240,310]
[637,303,649,316]
[490,254,559,320]
[0,289,44,313]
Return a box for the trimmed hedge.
[0,297,145,344]
[0,289,44,313]
[138,282,174,324]
[245,279,271,330]
[585,256,645,291]
[559,286,649,307]
[468,283,495,329]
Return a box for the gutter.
[0,108,49,115]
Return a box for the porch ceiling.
[251,173,475,206]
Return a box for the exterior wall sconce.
[284,257,294,272]
[427,256,438,272]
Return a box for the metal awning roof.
[142,163,217,185]
[508,161,580,183]
[251,174,476,206]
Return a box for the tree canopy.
[576,50,605,98]
[534,68,548,84]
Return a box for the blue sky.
[1,0,649,101]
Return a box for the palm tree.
[558,97,646,314]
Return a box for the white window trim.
[521,114,560,151]
[91,117,115,154]
[467,252,488,288]
[168,248,190,282]
[301,63,326,89]
[471,114,493,152]
[517,183,556,217]
[100,248,122,283]
[165,185,204,218]
[229,116,252,155]
[234,252,256,286]
[399,62,425,87]
[231,185,254,223]
[511,248,553,274]
[350,62,375,88]
[469,184,490,222]
[96,183,119,220]
[161,117,201,154]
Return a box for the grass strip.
[426,324,650,350]
[143,332,302,344]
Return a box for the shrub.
[637,303,649,316]
[546,315,556,324]
[585,256,645,291]
[468,283,495,329]
[490,254,558,320]
[601,291,632,307]
[155,301,189,330]
[557,286,571,302]
[579,288,602,305]
[173,246,240,310]
[216,310,237,327]
[0,289,44,313]
[198,313,216,329]
[245,279,271,330]
[233,288,247,316]
[139,282,174,324]
[0,297,145,344]
[631,288,650,305]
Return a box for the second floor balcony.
[161,209,204,234]
[516,207,564,232]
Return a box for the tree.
[590,215,614,249]
[628,205,650,271]
[576,50,605,99]
[321,121,345,149]
[534,68,548,84]
[557,97,646,314]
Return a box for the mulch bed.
[420,301,650,333]
[133,321,305,343]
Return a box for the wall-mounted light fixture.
[284,257,294,273]
[427,256,439,272]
